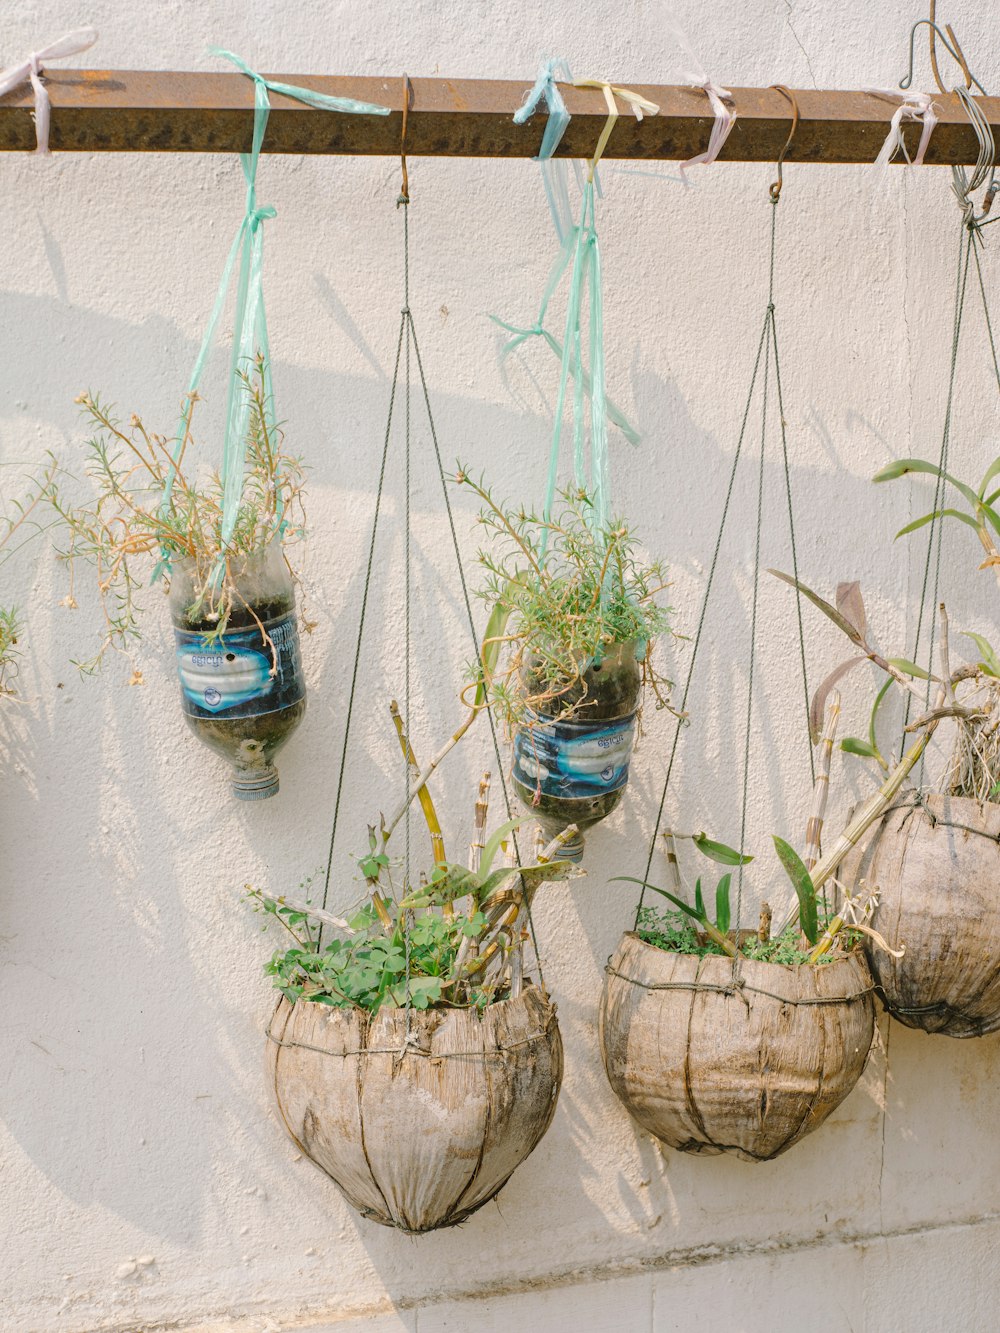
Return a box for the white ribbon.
[0,28,98,155]
[865,89,938,169]
[659,16,736,177]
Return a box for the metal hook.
[900,17,987,97]
[398,74,413,206]
[769,85,799,203]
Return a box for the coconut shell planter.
[513,641,642,861]
[600,932,876,1161]
[170,545,306,801]
[849,795,1000,1037]
[268,986,562,1232]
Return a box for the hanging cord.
[898,28,996,753]
[319,90,547,994]
[634,110,813,934]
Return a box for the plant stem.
[389,701,446,865]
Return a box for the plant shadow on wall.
[0,290,474,1250]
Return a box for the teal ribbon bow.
[156,51,389,584]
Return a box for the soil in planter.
[173,590,306,800]
[512,640,641,858]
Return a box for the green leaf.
[979,457,1000,500]
[478,816,528,878]
[979,503,1000,542]
[772,836,818,946]
[612,877,705,925]
[715,874,732,935]
[895,508,979,538]
[692,833,754,866]
[873,458,979,509]
[841,736,880,760]
[694,878,705,920]
[475,596,515,710]
[886,657,934,681]
[962,632,1000,679]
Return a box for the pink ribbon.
[0,28,98,155]
[679,78,737,177]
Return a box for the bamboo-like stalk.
[778,703,942,939]
[388,700,446,865]
[661,828,683,896]
[469,772,491,874]
[803,690,841,872]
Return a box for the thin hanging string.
[402,198,413,1020]
[319,175,547,991]
[155,52,389,584]
[899,226,973,749]
[634,193,813,930]
[732,275,772,982]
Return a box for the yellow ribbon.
[573,79,660,181]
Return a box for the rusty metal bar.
[0,72,997,163]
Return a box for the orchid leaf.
[693,833,753,866]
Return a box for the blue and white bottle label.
[174,612,305,720]
[513,711,637,800]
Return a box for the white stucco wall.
[3,2,1000,1330]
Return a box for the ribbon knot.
[0,27,98,155]
[249,204,276,231]
[865,89,938,170]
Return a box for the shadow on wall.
[5,250,997,1305]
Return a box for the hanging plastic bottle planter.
[49,54,389,799]
[170,544,305,799]
[461,75,674,861]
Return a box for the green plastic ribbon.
[156,51,389,584]
[492,177,633,562]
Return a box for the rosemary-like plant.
[49,357,306,674]
[455,469,674,730]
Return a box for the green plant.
[874,453,1000,587]
[618,832,837,958]
[252,713,581,1013]
[48,357,306,674]
[773,567,1000,804]
[454,470,675,729]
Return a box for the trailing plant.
[48,357,307,674]
[252,712,580,1013]
[454,470,675,730]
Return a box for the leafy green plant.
[252,713,581,1013]
[620,830,855,964]
[874,454,1000,581]
[454,470,675,729]
[48,357,307,674]
[773,565,1000,804]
